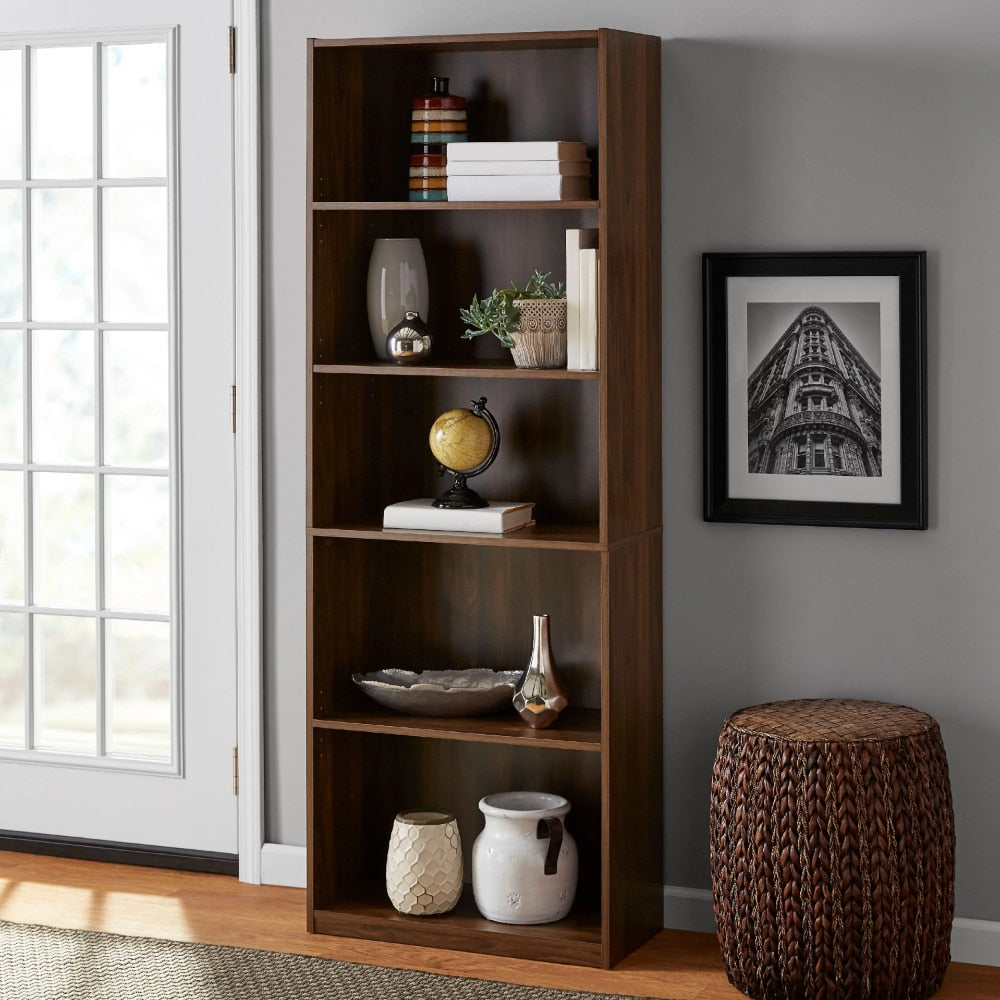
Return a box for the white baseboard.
[951,917,1000,966]
[662,886,1000,969]
[260,843,306,888]
[662,884,716,933]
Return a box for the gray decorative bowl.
[352,668,523,717]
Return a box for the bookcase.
[306,29,662,969]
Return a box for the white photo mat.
[726,274,901,505]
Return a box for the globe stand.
[432,398,500,509]
[433,474,488,510]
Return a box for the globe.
[429,407,494,473]
[429,398,500,509]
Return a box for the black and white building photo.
[746,304,882,477]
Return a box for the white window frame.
[232,0,263,884]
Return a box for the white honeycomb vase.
[386,809,463,916]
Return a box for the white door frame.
[232,0,263,884]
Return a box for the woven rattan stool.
[710,699,954,1000]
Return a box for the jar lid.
[394,809,455,825]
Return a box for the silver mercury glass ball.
[386,310,432,364]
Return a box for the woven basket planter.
[710,699,954,1000]
[509,298,567,369]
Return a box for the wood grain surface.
[1,853,996,1000]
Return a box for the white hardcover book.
[447,158,591,177]
[383,499,535,534]
[446,174,590,202]
[565,228,599,370]
[445,140,588,162]
[578,248,600,371]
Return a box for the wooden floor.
[0,851,996,1000]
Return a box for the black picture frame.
[703,251,927,529]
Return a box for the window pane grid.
[0,35,174,768]
[0,604,168,621]
[0,330,25,463]
[1,464,168,476]
[0,177,167,187]
[0,190,24,321]
[0,611,28,749]
[0,321,168,328]
[0,48,24,180]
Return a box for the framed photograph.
[703,251,927,528]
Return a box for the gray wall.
[263,0,1000,924]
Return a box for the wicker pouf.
[710,699,955,1000]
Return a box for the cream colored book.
[383,499,535,533]
[566,228,599,370]
[578,247,600,371]
[447,158,591,176]
[445,140,588,161]
[446,174,590,202]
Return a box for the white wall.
[262,0,1000,942]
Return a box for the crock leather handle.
[537,817,563,876]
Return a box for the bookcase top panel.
[310,30,601,52]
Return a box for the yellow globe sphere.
[429,408,494,473]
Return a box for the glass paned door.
[1,3,236,859]
[0,35,175,769]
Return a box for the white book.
[445,140,588,162]
[383,499,535,534]
[565,228,599,370]
[446,174,590,202]
[578,248,600,371]
[447,158,591,177]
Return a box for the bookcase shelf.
[312,362,601,379]
[307,28,661,969]
[313,707,602,750]
[309,524,603,550]
[313,200,600,211]
[312,889,603,966]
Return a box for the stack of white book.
[446,141,591,201]
[566,228,600,370]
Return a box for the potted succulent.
[459,270,567,368]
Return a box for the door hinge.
[228,25,236,74]
[231,384,237,434]
[233,746,239,796]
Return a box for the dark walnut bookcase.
[306,29,662,969]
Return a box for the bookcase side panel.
[603,531,664,965]
[599,30,662,542]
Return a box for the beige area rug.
[0,920,645,1000]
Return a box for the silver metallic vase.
[513,614,567,728]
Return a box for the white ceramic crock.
[471,791,578,925]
